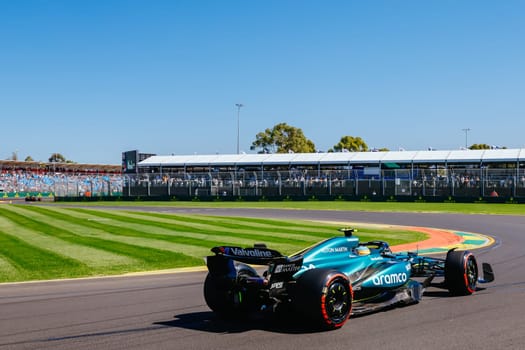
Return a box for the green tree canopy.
[330,136,369,152]
[469,144,506,150]
[251,123,316,153]
[24,156,34,162]
[48,153,66,163]
[469,144,491,150]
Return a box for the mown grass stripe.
[21,206,304,256]
[0,254,21,281]
[0,207,202,270]
[66,208,420,246]
[215,215,341,230]
[39,206,423,246]
[23,205,279,250]
[0,229,90,281]
[5,206,215,259]
[62,207,319,245]
[125,211,340,237]
[69,209,302,253]
[0,215,135,268]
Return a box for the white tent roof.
[138,149,525,167]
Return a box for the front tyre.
[294,269,352,330]
[445,250,478,295]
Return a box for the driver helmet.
[355,245,371,256]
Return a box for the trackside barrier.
[51,168,525,203]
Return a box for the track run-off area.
[0,205,524,349]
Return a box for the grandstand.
[0,160,122,199]
[126,148,525,202]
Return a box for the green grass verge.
[54,200,525,215]
[0,204,426,283]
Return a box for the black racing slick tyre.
[294,269,352,330]
[203,273,233,316]
[445,249,478,296]
[203,268,258,317]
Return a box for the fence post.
[328,173,332,196]
[355,172,359,196]
[278,171,282,196]
[513,175,517,198]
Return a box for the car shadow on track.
[155,311,334,334]
[155,288,469,334]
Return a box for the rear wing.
[207,245,304,284]
[210,245,285,265]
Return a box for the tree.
[24,156,34,162]
[49,153,66,163]
[330,136,369,152]
[251,123,316,153]
[469,144,507,150]
[469,144,491,150]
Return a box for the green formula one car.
[204,228,494,330]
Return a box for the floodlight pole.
[236,103,244,154]
[462,128,471,149]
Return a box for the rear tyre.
[445,250,478,295]
[204,268,259,318]
[294,269,352,330]
[203,273,233,316]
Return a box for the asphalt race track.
[1,208,525,350]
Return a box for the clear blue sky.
[1,0,524,164]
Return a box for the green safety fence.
[1,192,54,199]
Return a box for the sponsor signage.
[225,247,274,258]
[372,272,408,286]
[270,282,284,289]
[321,246,349,253]
[274,263,301,274]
